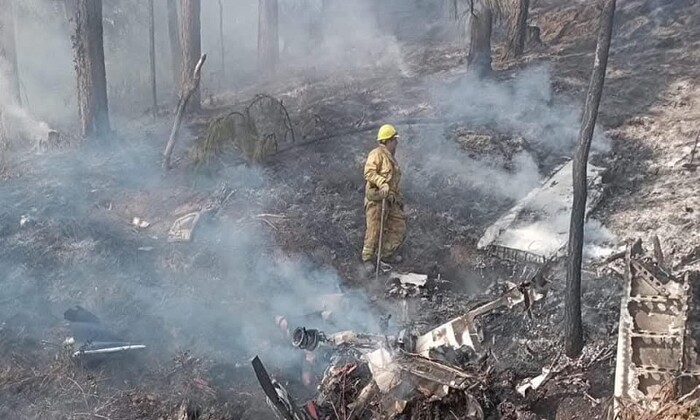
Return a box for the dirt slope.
[0,1,698,419]
[533,0,700,265]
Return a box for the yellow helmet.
[377,124,399,142]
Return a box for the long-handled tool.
[375,199,387,281]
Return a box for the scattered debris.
[414,280,546,355]
[252,356,309,420]
[363,348,485,418]
[275,324,489,419]
[19,214,33,228]
[387,272,429,298]
[132,216,151,229]
[168,212,201,242]
[63,305,147,360]
[257,278,552,419]
[393,272,428,287]
[516,367,553,397]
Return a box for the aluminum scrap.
[613,247,700,413]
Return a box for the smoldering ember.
[0,0,698,419]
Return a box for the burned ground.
[1,0,699,419]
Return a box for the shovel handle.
[375,199,387,280]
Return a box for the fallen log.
[163,54,207,170]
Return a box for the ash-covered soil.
[1,0,699,419]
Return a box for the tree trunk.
[506,0,530,59]
[257,0,279,77]
[149,0,157,119]
[218,0,225,84]
[467,2,493,77]
[72,0,111,139]
[179,0,201,112]
[167,0,182,88]
[0,0,21,106]
[564,0,617,358]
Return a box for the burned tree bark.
[467,3,493,77]
[149,0,157,119]
[258,0,279,77]
[167,0,181,86]
[506,0,529,59]
[179,0,201,112]
[564,0,617,358]
[72,0,111,139]
[0,0,21,105]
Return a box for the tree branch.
[163,54,207,170]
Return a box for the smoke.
[399,66,611,204]
[0,134,382,376]
[401,128,542,202]
[3,0,421,127]
[434,66,610,156]
[276,0,406,74]
[0,0,622,385]
[0,61,51,146]
[155,219,382,367]
[0,0,423,377]
[11,0,75,126]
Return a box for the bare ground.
[0,0,699,419]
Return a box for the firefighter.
[361,124,406,273]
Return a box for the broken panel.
[614,255,700,412]
[478,160,604,263]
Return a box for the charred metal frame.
[613,250,700,412]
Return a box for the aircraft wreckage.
[254,279,547,420]
[613,240,700,414]
[478,160,605,263]
[251,160,700,418]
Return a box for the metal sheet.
[478,160,604,262]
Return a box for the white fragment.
[132,217,151,229]
[392,272,428,287]
[517,367,552,396]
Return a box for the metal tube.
[375,198,386,281]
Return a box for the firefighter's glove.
[378,184,390,199]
